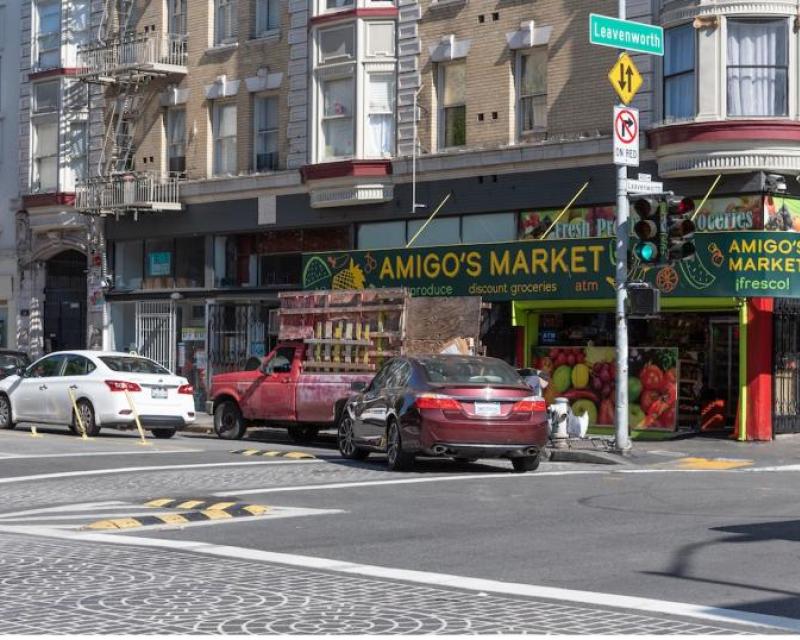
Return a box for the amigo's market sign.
[302,232,800,301]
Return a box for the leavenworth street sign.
[589,13,664,56]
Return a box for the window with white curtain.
[255,0,279,35]
[439,61,466,148]
[35,0,60,68]
[365,73,394,156]
[212,102,237,175]
[166,108,186,175]
[321,76,354,159]
[518,48,547,133]
[32,120,58,191]
[664,24,695,121]
[215,0,237,45]
[254,95,279,171]
[727,18,787,117]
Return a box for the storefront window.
[260,254,302,286]
[110,302,137,352]
[0,307,7,348]
[141,237,205,289]
[406,217,460,247]
[462,213,517,244]
[357,221,405,249]
[114,240,143,290]
[175,237,205,288]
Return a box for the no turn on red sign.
[613,105,639,167]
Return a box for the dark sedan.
[337,355,548,472]
[0,351,29,380]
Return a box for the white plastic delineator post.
[67,388,92,441]
[124,389,151,446]
[30,425,42,438]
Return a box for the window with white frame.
[32,120,58,191]
[438,61,466,148]
[255,0,279,36]
[214,0,237,45]
[67,121,87,186]
[365,72,394,156]
[727,18,788,117]
[166,108,186,175]
[212,102,237,175]
[518,47,547,134]
[67,0,90,49]
[34,80,60,113]
[35,0,61,69]
[366,22,394,57]
[254,95,279,171]
[663,24,695,121]
[325,0,353,11]
[319,25,355,63]
[321,76,354,159]
[168,0,187,35]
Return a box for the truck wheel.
[288,425,318,444]
[386,421,414,472]
[511,455,540,473]
[337,415,368,461]
[214,401,245,440]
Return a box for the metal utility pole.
[614,0,632,452]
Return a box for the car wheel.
[511,455,540,473]
[288,425,318,444]
[0,394,14,430]
[337,414,369,461]
[151,428,176,439]
[74,400,100,437]
[386,421,414,472]
[214,401,245,440]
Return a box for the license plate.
[151,387,168,399]
[474,402,501,417]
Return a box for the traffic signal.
[631,197,660,264]
[665,196,696,261]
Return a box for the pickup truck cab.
[207,342,374,442]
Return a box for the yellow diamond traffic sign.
[608,52,642,105]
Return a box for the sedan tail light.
[511,397,547,413]
[105,380,142,392]
[414,393,461,411]
[178,384,194,395]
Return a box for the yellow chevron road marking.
[673,457,753,470]
[86,517,144,530]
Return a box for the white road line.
[0,459,323,485]
[8,524,800,634]
[0,449,201,460]
[0,501,129,519]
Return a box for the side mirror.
[350,381,367,392]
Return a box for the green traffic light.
[634,242,657,262]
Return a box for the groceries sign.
[303,232,800,301]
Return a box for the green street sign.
[590,13,664,56]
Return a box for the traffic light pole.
[614,0,632,452]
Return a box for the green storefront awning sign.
[302,232,800,301]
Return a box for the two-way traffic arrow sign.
[608,52,643,105]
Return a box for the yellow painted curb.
[674,457,753,470]
[86,517,143,530]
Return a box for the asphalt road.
[1,423,799,635]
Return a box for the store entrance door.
[135,301,176,372]
[44,250,87,351]
[773,299,800,435]
[708,317,740,424]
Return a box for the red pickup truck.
[207,342,373,442]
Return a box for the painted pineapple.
[332,260,366,290]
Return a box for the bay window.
[212,102,237,176]
[312,20,396,163]
[727,18,787,117]
[32,120,58,192]
[254,96,279,171]
[439,61,466,148]
[518,48,547,134]
[67,121,87,186]
[664,24,695,121]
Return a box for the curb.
[546,449,626,465]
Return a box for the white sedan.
[0,351,196,438]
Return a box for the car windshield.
[100,356,171,375]
[418,356,523,385]
[0,354,25,368]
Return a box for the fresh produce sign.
[304,232,800,301]
[532,346,678,432]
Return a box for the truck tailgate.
[295,373,373,424]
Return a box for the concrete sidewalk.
[181,414,800,469]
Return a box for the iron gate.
[773,298,800,434]
[206,301,276,383]
[135,300,176,372]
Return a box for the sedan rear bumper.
[424,442,542,459]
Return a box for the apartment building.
[0,0,22,348]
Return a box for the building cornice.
[662,1,797,27]
[649,120,800,148]
[310,7,399,27]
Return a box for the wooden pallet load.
[278,289,409,372]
